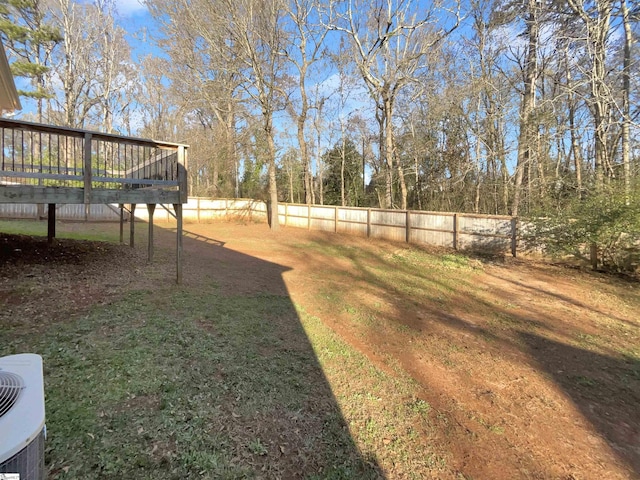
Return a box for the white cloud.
[115,0,147,16]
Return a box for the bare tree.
[49,0,107,127]
[283,0,329,204]
[137,56,178,140]
[93,0,136,134]
[619,0,633,202]
[146,0,248,198]
[563,43,585,197]
[466,0,512,214]
[328,39,359,206]
[217,0,288,228]
[512,0,539,217]
[327,0,460,210]
[565,0,614,191]
[311,92,328,204]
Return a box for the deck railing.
[0,118,187,202]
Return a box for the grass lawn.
[1,219,639,479]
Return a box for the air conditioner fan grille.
[0,371,25,419]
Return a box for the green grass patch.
[297,307,453,477]
[0,219,122,243]
[571,375,598,388]
[2,286,381,479]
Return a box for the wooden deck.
[0,118,187,205]
[0,118,189,283]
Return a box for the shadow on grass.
[0,226,384,479]
[283,230,640,478]
[482,268,639,327]
[519,332,640,473]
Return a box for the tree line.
[1,0,638,233]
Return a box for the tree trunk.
[567,0,613,191]
[621,0,632,203]
[567,60,583,197]
[226,107,239,198]
[265,113,279,230]
[377,108,392,209]
[474,128,481,214]
[318,128,324,205]
[501,157,510,215]
[297,80,313,204]
[384,97,406,210]
[212,139,220,198]
[512,0,538,217]
[289,161,294,202]
[591,4,612,192]
[341,138,346,206]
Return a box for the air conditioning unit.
[0,354,46,480]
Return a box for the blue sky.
[114,0,158,58]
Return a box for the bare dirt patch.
[172,222,639,480]
[2,220,639,479]
[0,233,141,332]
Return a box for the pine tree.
[322,139,363,207]
[0,0,61,119]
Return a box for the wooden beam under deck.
[130,204,136,248]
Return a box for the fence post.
[406,210,411,243]
[367,209,371,238]
[334,206,338,233]
[590,243,598,270]
[285,203,288,227]
[197,197,201,223]
[511,217,518,257]
[453,213,458,250]
[307,204,311,230]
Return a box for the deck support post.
[178,145,188,203]
[47,204,55,244]
[130,204,136,247]
[147,204,156,263]
[119,204,124,244]
[174,203,183,284]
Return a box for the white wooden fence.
[278,203,517,255]
[0,198,267,223]
[0,198,516,255]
